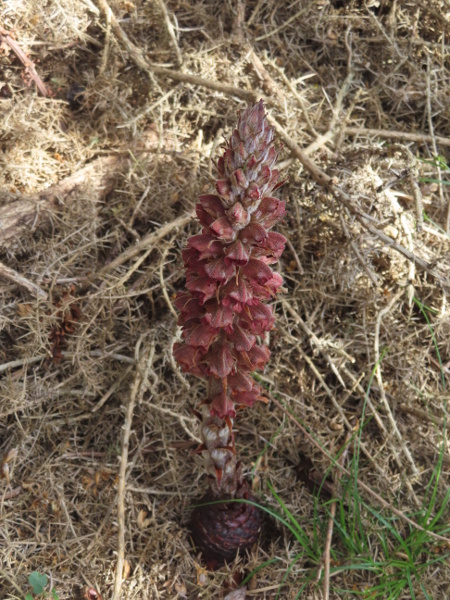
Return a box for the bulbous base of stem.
[191,486,262,568]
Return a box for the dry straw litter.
[1,1,449,599]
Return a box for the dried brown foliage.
[48,286,82,363]
[1,0,449,598]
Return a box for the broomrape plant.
[174,100,286,565]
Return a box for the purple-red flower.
[174,100,286,419]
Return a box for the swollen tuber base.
[191,490,262,568]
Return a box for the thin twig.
[112,339,155,600]
[0,567,24,596]
[306,27,355,155]
[0,25,48,96]
[99,2,111,74]
[80,0,100,15]
[278,323,387,478]
[263,53,317,136]
[341,126,450,148]
[374,290,419,475]
[120,86,180,130]
[154,0,182,66]
[113,245,155,289]
[398,403,447,428]
[247,0,265,25]
[400,146,424,233]
[92,366,134,413]
[88,350,136,364]
[249,50,287,108]
[426,56,444,209]
[148,402,201,444]
[159,239,178,320]
[340,363,390,438]
[254,0,316,41]
[401,211,416,307]
[93,212,194,280]
[304,30,354,156]
[334,89,363,151]
[1,486,23,501]
[283,235,304,275]
[0,354,46,374]
[0,261,48,299]
[409,171,424,233]
[282,299,352,371]
[322,433,352,600]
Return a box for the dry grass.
[1,1,449,598]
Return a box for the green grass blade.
[266,480,319,561]
[419,177,450,185]
[240,557,280,586]
[274,551,303,600]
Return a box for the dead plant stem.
[398,403,447,428]
[0,25,48,96]
[99,2,111,75]
[159,238,178,320]
[0,262,48,299]
[426,57,445,211]
[112,339,155,600]
[264,53,317,136]
[374,291,420,475]
[283,235,304,275]
[254,0,317,41]
[322,433,352,600]
[154,0,182,66]
[95,0,254,101]
[0,567,24,596]
[282,299,353,367]
[147,402,200,444]
[93,211,194,280]
[341,126,450,148]
[0,354,46,374]
[304,53,354,156]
